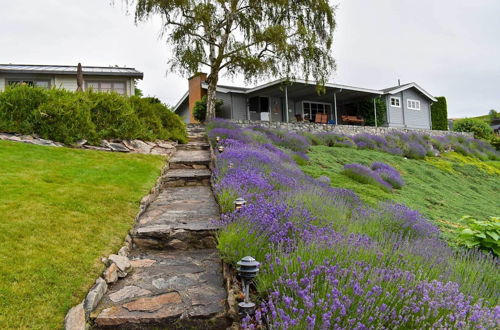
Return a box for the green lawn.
[0,141,164,329]
[301,146,500,237]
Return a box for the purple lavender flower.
[343,163,393,192]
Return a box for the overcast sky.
[0,0,498,117]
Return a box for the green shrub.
[358,97,386,127]
[490,135,500,151]
[87,92,143,140]
[0,85,48,134]
[0,85,188,144]
[456,216,500,256]
[431,96,448,130]
[193,95,223,123]
[33,90,97,144]
[453,118,493,140]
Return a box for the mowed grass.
[0,141,164,329]
[301,146,500,237]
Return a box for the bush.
[0,85,48,134]
[358,97,386,127]
[453,118,493,140]
[193,95,223,122]
[87,92,143,140]
[431,97,448,130]
[129,96,188,143]
[456,216,500,256]
[34,90,97,144]
[0,85,188,144]
[342,163,393,192]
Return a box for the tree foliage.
[193,95,223,122]
[453,118,493,140]
[128,0,337,119]
[431,96,448,130]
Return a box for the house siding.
[231,93,248,120]
[401,88,431,129]
[387,92,404,127]
[177,99,190,124]
[0,76,5,91]
[217,91,233,119]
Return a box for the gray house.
[0,64,143,96]
[174,73,437,129]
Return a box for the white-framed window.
[390,97,401,108]
[7,79,51,89]
[407,99,421,110]
[302,101,331,122]
[85,81,127,95]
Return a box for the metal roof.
[0,64,144,78]
[381,82,437,102]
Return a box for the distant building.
[0,64,143,96]
[174,73,437,130]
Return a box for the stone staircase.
[92,126,229,329]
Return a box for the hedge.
[453,118,493,140]
[0,85,187,145]
[431,96,448,130]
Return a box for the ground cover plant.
[0,141,164,329]
[307,130,499,161]
[0,85,188,144]
[207,120,499,329]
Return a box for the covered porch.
[245,80,384,126]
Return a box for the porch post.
[333,92,338,125]
[373,97,378,127]
[285,85,289,123]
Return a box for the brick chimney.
[188,73,207,123]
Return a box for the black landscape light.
[234,197,247,210]
[218,145,225,153]
[216,136,221,142]
[237,256,260,316]
[228,161,234,169]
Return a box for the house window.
[7,79,51,89]
[407,99,421,110]
[302,101,331,122]
[86,81,127,95]
[390,97,401,107]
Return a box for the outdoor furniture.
[295,114,304,122]
[315,113,328,124]
[341,115,364,125]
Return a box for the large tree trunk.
[205,73,219,120]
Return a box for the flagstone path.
[92,126,229,329]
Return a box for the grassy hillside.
[0,141,164,329]
[301,146,500,238]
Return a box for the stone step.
[93,249,229,329]
[176,141,210,151]
[131,186,220,250]
[169,150,211,169]
[163,168,211,187]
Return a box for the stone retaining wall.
[231,120,473,138]
[0,132,177,157]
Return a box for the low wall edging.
[230,120,473,138]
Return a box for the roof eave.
[0,69,144,79]
[174,92,189,112]
[384,83,437,102]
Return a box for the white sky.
[0,0,498,117]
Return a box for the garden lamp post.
[216,136,221,143]
[237,256,260,316]
[218,145,225,153]
[228,161,234,169]
[234,198,247,210]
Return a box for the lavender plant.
[206,120,499,328]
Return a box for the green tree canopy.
[431,96,448,130]
[127,0,337,119]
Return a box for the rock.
[130,259,156,268]
[150,146,170,156]
[84,145,111,152]
[156,141,176,149]
[84,278,107,314]
[118,246,129,257]
[123,140,152,154]
[64,302,86,330]
[95,304,184,327]
[317,176,331,184]
[168,239,188,250]
[122,292,181,312]
[75,139,87,147]
[103,141,130,153]
[108,254,131,274]
[103,263,119,284]
[109,286,152,303]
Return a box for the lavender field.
[208,120,499,329]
